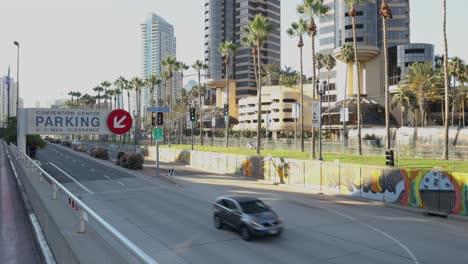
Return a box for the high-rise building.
[0,76,17,126]
[141,13,178,114]
[204,0,281,100]
[317,0,411,102]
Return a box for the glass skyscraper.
[204,0,281,100]
[141,13,178,113]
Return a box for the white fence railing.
[9,144,157,264]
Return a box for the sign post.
[154,127,163,178]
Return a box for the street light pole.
[14,41,19,135]
[316,80,327,161]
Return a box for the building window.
[405,48,425,54]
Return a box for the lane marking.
[49,162,94,194]
[104,175,110,179]
[286,197,419,264]
[117,182,125,186]
[90,169,95,172]
[81,164,86,167]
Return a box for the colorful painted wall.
[160,148,468,216]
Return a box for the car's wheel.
[214,215,223,229]
[240,226,251,241]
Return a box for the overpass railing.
[9,144,157,264]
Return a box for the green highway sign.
[154,127,163,141]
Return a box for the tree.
[402,62,441,127]
[298,0,329,159]
[146,74,160,107]
[324,54,336,136]
[131,77,144,143]
[114,89,121,109]
[219,40,238,148]
[75,92,82,108]
[159,71,169,106]
[344,0,367,156]
[336,43,354,146]
[93,86,104,109]
[241,25,259,89]
[101,81,111,109]
[114,76,126,109]
[105,89,113,109]
[68,91,75,106]
[442,0,450,160]
[243,14,274,155]
[380,0,393,150]
[287,17,309,152]
[192,60,208,145]
[262,64,281,86]
[174,61,189,143]
[123,79,132,114]
[162,55,177,147]
[391,86,416,126]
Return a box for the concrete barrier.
[159,147,468,217]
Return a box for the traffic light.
[151,113,156,126]
[223,104,229,116]
[157,112,163,125]
[190,108,196,121]
[385,150,394,167]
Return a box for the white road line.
[81,164,86,167]
[117,182,125,186]
[104,175,110,179]
[49,162,94,194]
[90,169,95,172]
[287,197,419,264]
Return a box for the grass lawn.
[165,144,468,172]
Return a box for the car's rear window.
[239,200,269,214]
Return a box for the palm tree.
[146,74,160,107]
[449,57,465,126]
[324,54,336,136]
[68,91,75,106]
[101,81,111,109]
[114,76,126,109]
[161,55,177,147]
[175,61,189,143]
[159,71,169,107]
[287,17,309,152]
[244,14,274,155]
[442,0,450,160]
[219,40,238,148]
[131,77,144,143]
[75,92,82,108]
[113,89,121,110]
[298,0,329,159]
[262,64,281,86]
[105,89,113,109]
[241,26,259,88]
[336,43,354,146]
[123,79,132,114]
[380,0,393,150]
[391,86,416,126]
[192,60,208,146]
[93,86,104,109]
[402,62,440,127]
[345,0,368,155]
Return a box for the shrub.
[90,147,109,160]
[116,152,144,170]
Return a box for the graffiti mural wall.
[161,148,468,216]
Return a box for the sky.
[0,0,467,107]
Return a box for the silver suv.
[213,196,283,241]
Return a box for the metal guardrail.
[9,144,157,264]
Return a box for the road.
[0,142,41,264]
[36,143,468,264]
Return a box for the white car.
[71,140,82,147]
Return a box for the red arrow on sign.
[107,109,132,134]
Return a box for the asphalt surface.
[36,143,468,264]
[0,142,41,264]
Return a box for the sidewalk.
[0,142,41,264]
